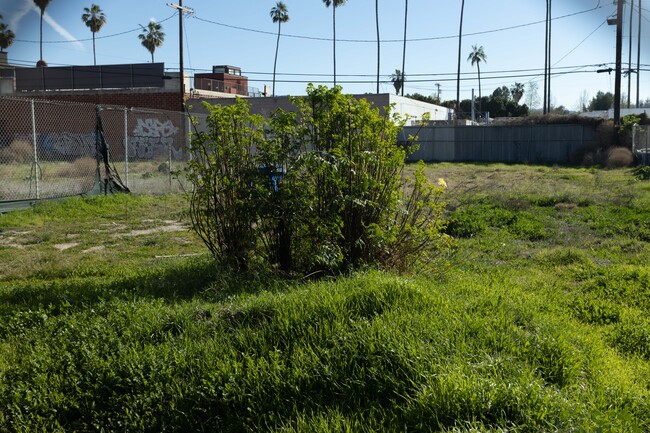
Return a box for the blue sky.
[0,0,648,109]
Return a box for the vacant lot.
[1,163,649,432]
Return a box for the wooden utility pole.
[167,1,193,112]
[456,0,465,121]
[637,0,642,107]
[614,0,624,127]
[628,0,634,109]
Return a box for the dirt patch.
[118,223,187,237]
[82,245,106,253]
[54,242,79,251]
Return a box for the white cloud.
[42,11,84,50]
[7,0,32,32]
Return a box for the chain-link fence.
[632,125,650,165]
[0,96,205,208]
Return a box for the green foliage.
[3,165,650,432]
[588,91,614,111]
[186,85,451,274]
[186,98,268,269]
[633,165,650,181]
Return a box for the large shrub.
[186,85,451,275]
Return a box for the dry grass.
[57,157,98,178]
[0,141,33,164]
[605,146,634,168]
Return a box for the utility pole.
[614,0,624,128]
[637,0,642,107]
[628,0,634,109]
[167,1,193,112]
[456,0,465,122]
[435,83,441,100]
[546,0,553,113]
[542,0,551,114]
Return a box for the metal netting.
[632,125,650,165]
[1,96,209,207]
[0,97,98,202]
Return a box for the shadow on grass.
[0,255,289,319]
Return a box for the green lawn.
[1,164,649,432]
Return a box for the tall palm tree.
[138,21,165,63]
[375,0,379,93]
[390,69,403,95]
[323,0,347,87]
[33,0,51,64]
[401,0,408,96]
[468,45,487,114]
[0,15,15,53]
[81,4,106,65]
[270,2,289,97]
[456,0,465,120]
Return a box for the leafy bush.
[632,165,650,181]
[186,86,451,274]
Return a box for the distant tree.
[407,93,441,105]
[0,15,15,53]
[588,91,614,111]
[33,0,52,64]
[323,0,347,86]
[467,45,487,111]
[82,4,106,65]
[478,85,529,118]
[510,82,525,104]
[456,0,465,118]
[525,81,540,109]
[401,0,408,96]
[270,2,289,97]
[576,90,589,112]
[138,21,165,63]
[375,0,380,93]
[391,69,403,95]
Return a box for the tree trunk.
[333,4,337,87]
[401,0,408,96]
[92,32,96,65]
[376,0,380,94]
[477,62,482,115]
[273,22,281,96]
[456,0,465,120]
[39,12,44,61]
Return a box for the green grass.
[1,164,650,432]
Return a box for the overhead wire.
[190,5,605,44]
[13,13,177,44]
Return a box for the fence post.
[168,115,173,192]
[30,99,40,199]
[124,107,129,189]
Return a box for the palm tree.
[33,0,51,64]
[375,0,380,93]
[270,2,289,97]
[390,69,403,95]
[323,0,347,87]
[401,0,408,96]
[456,0,465,120]
[138,21,165,63]
[82,4,106,65]
[468,45,487,113]
[0,15,15,53]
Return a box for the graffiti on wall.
[129,118,184,160]
[9,117,186,161]
[13,133,96,158]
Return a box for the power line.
[552,18,609,67]
[13,13,177,44]
[193,6,604,44]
